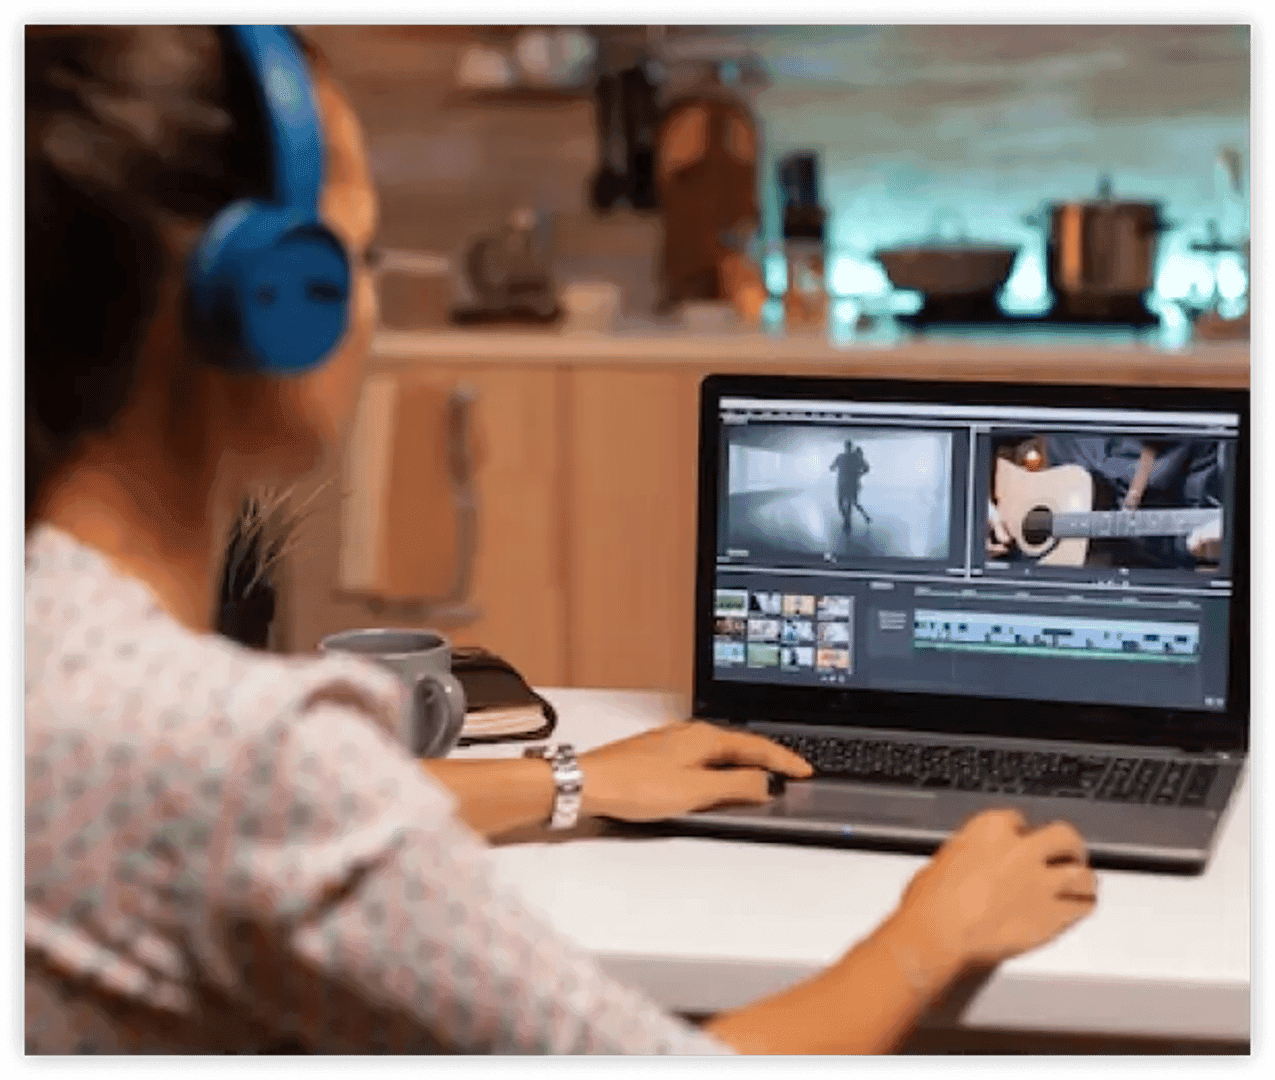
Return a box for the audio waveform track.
[913,609,1200,663]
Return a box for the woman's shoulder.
[25,524,408,752]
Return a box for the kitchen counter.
[371,328,1249,387]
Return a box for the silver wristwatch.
[523,743,584,830]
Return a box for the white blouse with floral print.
[24,525,729,1055]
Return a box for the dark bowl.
[875,244,1021,297]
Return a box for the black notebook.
[452,647,557,746]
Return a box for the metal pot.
[1027,177,1173,300]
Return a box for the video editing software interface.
[711,393,1240,713]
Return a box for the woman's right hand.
[705,807,1098,1055]
[884,808,1098,974]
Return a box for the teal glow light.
[1156,253,1215,301]
[827,254,889,298]
[1214,255,1247,301]
[829,298,859,341]
[764,253,788,295]
[1000,250,1049,314]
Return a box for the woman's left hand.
[578,721,814,822]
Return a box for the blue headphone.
[187,25,350,376]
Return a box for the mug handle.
[412,671,468,758]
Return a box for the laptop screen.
[703,381,1244,724]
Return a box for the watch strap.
[523,743,584,830]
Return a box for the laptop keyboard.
[768,732,1219,808]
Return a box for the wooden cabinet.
[566,366,707,692]
[278,362,569,687]
[279,331,1248,698]
[450,364,568,683]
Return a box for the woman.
[25,25,1097,1054]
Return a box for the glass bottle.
[782,217,827,329]
[777,152,827,330]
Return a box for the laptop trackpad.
[777,781,937,825]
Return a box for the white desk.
[453,689,1250,1045]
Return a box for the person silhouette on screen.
[831,438,872,532]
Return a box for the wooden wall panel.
[565,366,709,694]
[451,365,568,683]
[278,363,568,687]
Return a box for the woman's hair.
[24,26,324,520]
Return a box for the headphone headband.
[223,25,324,214]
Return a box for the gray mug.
[320,628,467,758]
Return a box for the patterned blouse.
[24,525,729,1054]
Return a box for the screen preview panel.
[711,396,1239,713]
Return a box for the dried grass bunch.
[219,480,332,603]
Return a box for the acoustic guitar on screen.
[991,457,1222,567]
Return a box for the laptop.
[669,373,1249,874]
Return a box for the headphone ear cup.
[236,228,350,375]
[188,203,350,375]
[187,199,253,364]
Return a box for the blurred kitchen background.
[277,24,1250,698]
[304,23,1250,341]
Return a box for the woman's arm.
[708,811,1096,1054]
[704,914,961,1054]
[206,710,1094,1055]
[206,705,733,1054]
[421,722,813,840]
[419,758,554,839]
